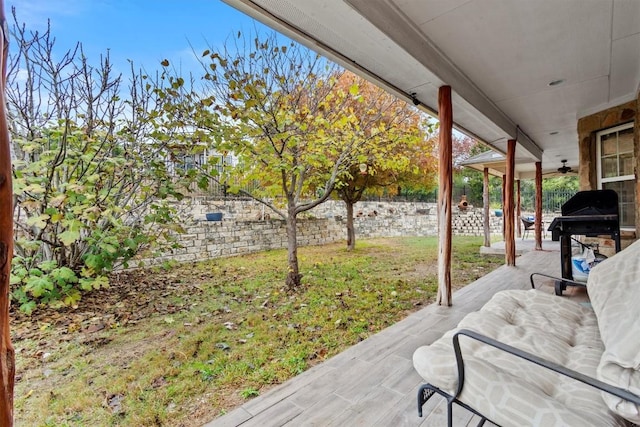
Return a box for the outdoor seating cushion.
[413,289,627,426]
[588,238,640,423]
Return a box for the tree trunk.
[0,3,14,423]
[346,201,355,251]
[285,205,302,289]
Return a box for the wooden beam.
[0,2,14,424]
[483,167,490,248]
[535,161,543,250]
[437,86,452,306]
[504,139,516,266]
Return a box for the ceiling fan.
[541,159,575,177]
[557,159,572,174]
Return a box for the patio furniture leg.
[417,384,436,417]
[417,382,491,425]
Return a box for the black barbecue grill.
[547,189,621,292]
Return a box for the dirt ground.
[10,238,502,426]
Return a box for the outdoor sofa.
[413,238,640,426]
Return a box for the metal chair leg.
[417,384,436,417]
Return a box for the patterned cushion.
[413,289,628,426]
[588,238,640,423]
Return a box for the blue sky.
[6,0,269,76]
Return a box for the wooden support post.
[535,161,543,250]
[504,139,516,266]
[437,86,453,306]
[0,2,14,424]
[501,175,506,239]
[516,179,522,238]
[483,167,490,248]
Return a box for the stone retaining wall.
[146,218,344,266]
[137,199,521,267]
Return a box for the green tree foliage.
[331,72,437,250]
[449,137,490,206]
[8,17,191,313]
[161,31,409,288]
[543,176,578,192]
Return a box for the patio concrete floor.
[480,236,560,255]
[205,242,586,427]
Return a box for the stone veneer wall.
[143,218,344,266]
[134,200,514,267]
[577,91,639,241]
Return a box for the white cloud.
[8,0,86,27]
[13,68,27,84]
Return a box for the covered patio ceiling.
[222,0,640,177]
[460,150,579,180]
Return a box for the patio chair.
[521,216,534,239]
[521,216,546,240]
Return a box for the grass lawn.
[12,236,503,426]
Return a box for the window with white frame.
[597,122,635,228]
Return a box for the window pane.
[601,134,617,156]
[619,127,634,153]
[620,152,634,176]
[603,180,635,228]
[620,201,635,229]
[598,124,635,228]
[602,157,618,178]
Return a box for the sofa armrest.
[529,272,585,289]
[452,329,640,407]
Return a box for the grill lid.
[561,189,619,216]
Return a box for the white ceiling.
[222,0,640,177]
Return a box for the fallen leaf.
[107,394,124,414]
[215,342,231,351]
[151,376,168,389]
[223,322,235,330]
[84,323,105,333]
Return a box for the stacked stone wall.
[140,218,344,267]
[136,199,524,267]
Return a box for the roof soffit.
[344,0,543,160]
